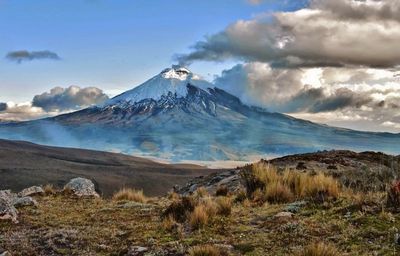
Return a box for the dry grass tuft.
[43,184,56,195]
[167,191,181,201]
[387,180,400,209]
[296,242,340,256]
[162,215,178,232]
[112,188,147,203]
[265,181,294,203]
[190,205,209,229]
[201,197,218,216]
[242,163,340,204]
[194,187,209,199]
[301,173,339,202]
[162,196,196,223]
[215,185,229,197]
[215,196,232,216]
[188,245,221,256]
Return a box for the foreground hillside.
[0,139,216,197]
[1,153,400,255]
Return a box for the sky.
[1,0,400,133]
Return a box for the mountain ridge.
[0,66,400,161]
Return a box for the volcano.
[1,66,399,161]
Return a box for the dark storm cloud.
[306,88,372,113]
[177,0,400,68]
[6,50,60,63]
[0,103,7,112]
[32,86,109,112]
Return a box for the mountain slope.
[0,66,399,161]
[0,139,216,196]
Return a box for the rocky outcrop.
[18,186,44,197]
[0,193,18,223]
[0,188,40,223]
[177,169,243,196]
[63,178,99,198]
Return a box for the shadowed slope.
[0,139,218,196]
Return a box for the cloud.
[32,86,109,112]
[0,102,47,121]
[0,86,109,121]
[214,62,400,132]
[0,103,7,112]
[177,0,400,68]
[6,50,60,63]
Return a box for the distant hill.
[0,139,217,197]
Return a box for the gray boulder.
[18,186,44,197]
[13,197,38,208]
[0,197,18,223]
[64,178,99,197]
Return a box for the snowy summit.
[105,65,212,106]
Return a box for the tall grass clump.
[162,188,232,230]
[296,242,340,256]
[215,196,232,216]
[189,204,209,229]
[43,184,56,195]
[112,188,147,203]
[188,245,221,256]
[387,180,400,210]
[242,163,340,204]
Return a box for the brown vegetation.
[188,245,221,256]
[43,184,56,195]
[112,188,147,203]
[295,242,340,256]
[387,180,400,210]
[242,163,340,204]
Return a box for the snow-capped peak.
[104,65,212,106]
[161,65,192,80]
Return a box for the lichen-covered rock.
[13,197,38,208]
[126,246,148,255]
[284,201,308,213]
[0,197,18,223]
[0,190,17,204]
[64,178,99,197]
[18,186,44,197]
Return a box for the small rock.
[126,246,148,256]
[63,177,99,197]
[0,251,12,256]
[275,211,294,218]
[18,186,44,197]
[13,197,38,208]
[394,233,400,245]
[284,201,307,213]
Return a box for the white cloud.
[178,0,400,68]
[0,86,109,121]
[214,62,400,132]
